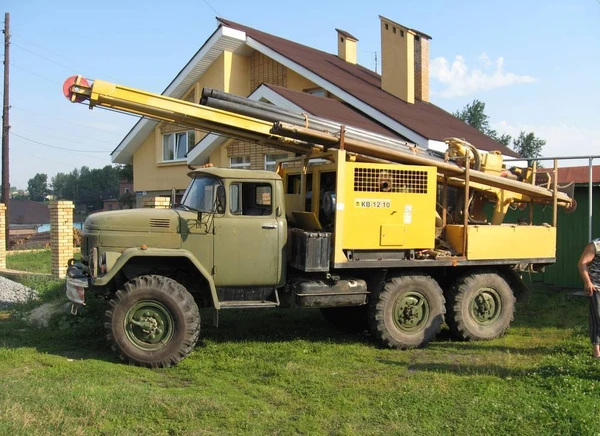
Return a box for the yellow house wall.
[287,70,317,92]
[134,52,250,192]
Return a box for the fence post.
[49,201,74,279]
[0,203,6,269]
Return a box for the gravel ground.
[0,276,39,310]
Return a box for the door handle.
[262,224,277,229]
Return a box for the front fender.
[93,247,221,309]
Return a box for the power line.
[11,34,120,82]
[13,116,118,146]
[202,0,220,15]
[10,147,82,171]
[10,105,131,136]
[12,42,75,72]
[10,62,62,85]
[10,131,111,153]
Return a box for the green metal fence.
[501,185,600,288]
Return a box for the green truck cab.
[66,167,367,367]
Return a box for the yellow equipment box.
[445,224,556,260]
[340,162,437,250]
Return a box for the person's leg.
[590,292,600,358]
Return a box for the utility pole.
[2,12,9,249]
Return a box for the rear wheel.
[105,275,200,368]
[447,272,515,341]
[368,274,445,349]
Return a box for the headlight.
[89,247,98,279]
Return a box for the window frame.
[264,153,289,172]
[162,130,196,162]
[230,156,251,169]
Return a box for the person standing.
[578,238,600,359]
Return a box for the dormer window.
[305,87,326,97]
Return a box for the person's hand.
[584,281,597,296]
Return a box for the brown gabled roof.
[539,165,600,185]
[218,18,520,158]
[264,84,406,140]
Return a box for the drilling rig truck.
[63,75,574,368]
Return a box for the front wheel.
[368,274,445,349]
[447,271,515,341]
[105,275,200,368]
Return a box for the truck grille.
[149,218,171,228]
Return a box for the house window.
[264,153,288,172]
[305,88,326,97]
[163,131,195,162]
[230,156,251,169]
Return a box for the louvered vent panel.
[353,168,428,194]
[149,219,171,228]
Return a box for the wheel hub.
[393,291,430,333]
[470,287,501,325]
[125,302,174,350]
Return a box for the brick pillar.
[143,196,170,209]
[0,204,6,269]
[50,201,74,279]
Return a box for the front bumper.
[66,264,90,305]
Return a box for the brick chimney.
[336,28,358,64]
[379,16,431,104]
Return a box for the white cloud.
[491,120,600,166]
[430,54,536,98]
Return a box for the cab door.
[212,180,281,287]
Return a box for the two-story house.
[110,16,518,204]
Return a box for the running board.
[219,301,279,309]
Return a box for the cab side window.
[230,182,272,216]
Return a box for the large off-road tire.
[105,275,200,368]
[447,271,515,341]
[320,306,368,333]
[368,274,445,349]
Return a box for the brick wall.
[144,196,171,209]
[414,37,429,102]
[49,201,74,279]
[227,140,293,170]
[249,51,287,91]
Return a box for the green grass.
[0,282,598,435]
[6,250,53,274]
[6,250,81,274]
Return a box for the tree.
[453,100,547,165]
[453,99,512,146]
[118,164,133,182]
[453,100,493,134]
[27,173,48,202]
[512,131,546,166]
[51,173,70,200]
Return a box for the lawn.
[0,278,598,435]
[6,250,81,275]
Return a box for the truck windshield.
[181,177,223,213]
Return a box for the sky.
[2,0,600,189]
